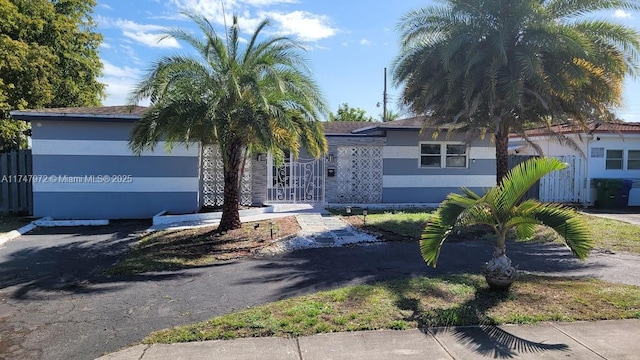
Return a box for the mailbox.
[327,167,336,177]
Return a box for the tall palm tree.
[129,13,328,232]
[421,157,592,290]
[393,0,640,183]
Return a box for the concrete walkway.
[99,319,640,360]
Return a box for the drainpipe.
[585,134,596,207]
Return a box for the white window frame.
[627,150,640,170]
[606,149,624,170]
[419,142,468,169]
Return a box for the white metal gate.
[539,155,587,204]
[201,145,252,207]
[266,154,325,203]
[336,146,383,203]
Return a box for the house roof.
[352,116,427,133]
[322,121,379,135]
[520,122,640,137]
[10,106,148,122]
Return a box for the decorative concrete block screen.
[336,146,383,203]
[201,145,252,207]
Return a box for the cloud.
[97,16,180,49]
[100,60,144,106]
[122,31,181,48]
[614,9,632,18]
[360,38,372,45]
[263,11,336,41]
[169,0,336,42]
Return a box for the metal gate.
[539,155,587,204]
[201,145,252,207]
[336,146,383,203]
[266,154,325,203]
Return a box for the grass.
[106,217,300,275]
[581,215,640,253]
[330,208,435,240]
[143,274,640,344]
[341,210,640,254]
[0,213,31,234]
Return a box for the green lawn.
[144,274,640,344]
[341,210,640,254]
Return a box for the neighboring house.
[11,107,497,219]
[509,122,640,206]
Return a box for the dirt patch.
[108,216,302,274]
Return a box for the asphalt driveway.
[1,221,640,360]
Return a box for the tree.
[129,14,328,232]
[393,0,640,183]
[379,109,400,122]
[0,0,104,152]
[420,157,592,290]
[329,103,374,122]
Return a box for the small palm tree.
[129,13,328,232]
[420,157,592,290]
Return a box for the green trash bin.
[594,178,617,208]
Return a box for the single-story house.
[11,106,497,219]
[509,122,640,206]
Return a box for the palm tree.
[129,13,328,232]
[393,0,640,183]
[420,157,592,290]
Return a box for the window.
[420,144,441,167]
[420,143,467,168]
[446,144,467,168]
[628,150,640,170]
[606,150,623,170]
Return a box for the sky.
[95,0,640,122]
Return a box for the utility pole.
[383,68,388,122]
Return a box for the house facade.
[509,122,640,206]
[11,107,497,219]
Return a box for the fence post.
[1,153,8,213]
[0,150,33,215]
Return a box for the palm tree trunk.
[218,142,243,232]
[495,129,510,185]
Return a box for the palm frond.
[497,157,567,212]
[531,203,593,259]
[420,212,453,267]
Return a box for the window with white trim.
[628,150,640,170]
[420,143,468,168]
[606,149,623,170]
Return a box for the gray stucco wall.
[379,130,496,204]
[30,119,200,219]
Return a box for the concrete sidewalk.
[98,319,640,359]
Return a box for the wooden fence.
[0,150,33,214]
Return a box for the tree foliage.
[129,13,328,232]
[393,0,640,183]
[329,103,374,122]
[0,0,104,151]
